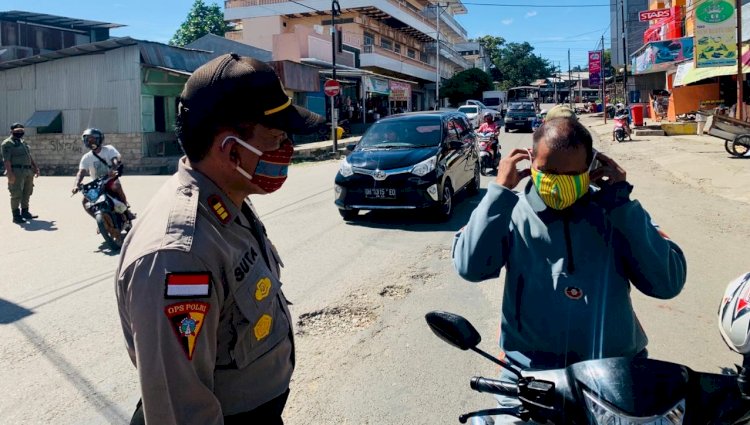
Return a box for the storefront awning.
[25,110,61,128]
[674,46,750,87]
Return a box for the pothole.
[406,270,438,284]
[379,284,411,299]
[296,305,378,337]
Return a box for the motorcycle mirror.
[425,311,481,350]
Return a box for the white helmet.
[719,272,750,354]
[483,111,493,118]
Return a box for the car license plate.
[364,188,397,199]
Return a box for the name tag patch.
[165,272,212,298]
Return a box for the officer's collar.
[177,157,240,227]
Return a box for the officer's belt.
[11,165,32,169]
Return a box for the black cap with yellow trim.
[179,53,323,135]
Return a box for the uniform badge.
[165,302,210,360]
[254,314,273,340]
[165,272,212,298]
[207,194,231,224]
[565,287,583,300]
[255,277,272,301]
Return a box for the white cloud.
[525,11,538,18]
[501,18,514,25]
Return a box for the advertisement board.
[695,0,737,68]
[639,8,673,21]
[632,37,694,74]
[588,51,601,86]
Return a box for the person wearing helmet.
[720,272,750,355]
[72,128,135,220]
[478,111,499,134]
[2,123,40,223]
[612,103,633,141]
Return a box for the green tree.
[441,68,494,106]
[170,0,231,46]
[495,42,554,90]
[471,35,505,82]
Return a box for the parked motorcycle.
[476,131,500,176]
[425,302,750,424]
[74,175,132,250]
[613,114,630,142]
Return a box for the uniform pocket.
[229,261,291,369]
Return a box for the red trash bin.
[630,104,644,127]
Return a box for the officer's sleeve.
[452,182,518,282]
[605,184,687,299]
[120,251,223,425]
[1,142,10,163]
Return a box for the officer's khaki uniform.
[1,136,34,210]
[116,157,294,425]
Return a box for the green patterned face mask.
[530,167,590,210]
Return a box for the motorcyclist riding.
[477,112,500,158]
[72,128,135,221]
[613,103,633,141]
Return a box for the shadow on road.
[344,188,487,232]
[0,298,33,324]
[20,219,57,231]
[95,241,121,256]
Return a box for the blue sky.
[6,0,611,68]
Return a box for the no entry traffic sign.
[324,79,340,97]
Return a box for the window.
[154,96,166,132]
[364,32,374,45]
[420,51,428,63]
[380,38,393,50]
[407,49,416,59]
[394,43,401,54]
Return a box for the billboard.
[695,0,737,67]
[588,51,602,86]
[632,37,695,74]
[639,8,673,21]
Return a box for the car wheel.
[504,127,509,133]
[339,208,359,221]
[467,164,480,195]
[435,183,454,221]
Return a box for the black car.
[504,101,537,132]
[334,111,480,221]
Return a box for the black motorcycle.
[76,176,131,250]
[425,311,750,424]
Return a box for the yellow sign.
[254,314,272,340]
[255,277,272,301]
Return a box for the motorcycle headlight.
[411,156,437,177]
[583,390,685,425]
[339,158,354,177]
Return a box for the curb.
[293,136,360,161]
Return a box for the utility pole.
[435,2,442,110]
[331,0,341,154]
[554,64,558,104]
[737,0,744,120]
[602,35,607,124]
[621,0,628,106]
[568,48,572,109]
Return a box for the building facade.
[224,0,472,111]
[455,41,491,72]
[610,0,649,68]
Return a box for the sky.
[6,0,612,69]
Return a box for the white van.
[482,90,507,114]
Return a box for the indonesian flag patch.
[164,272,212,298]
[165,302,210,360]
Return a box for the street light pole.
[331,0,341,154]
[621,0,628,106]
[435,2,441,110]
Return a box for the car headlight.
[412,156,437,177]
[339,158,353,177]
[583,390,685,425]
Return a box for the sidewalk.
[579,114,750,205]
[293,136,360,160]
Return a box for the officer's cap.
[10,123,24,130]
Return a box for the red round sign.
[324,79,341,97]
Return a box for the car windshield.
[357,118,443,148]
[458,106,478,114]
[509,103,534,111]
[483,98,500,106]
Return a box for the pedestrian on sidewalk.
[115,53,322,425]
[2,123,39,223]
[695,110,707,136]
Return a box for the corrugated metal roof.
[0,10,123,29]
[185,34,272,62]
[25,110,61,127]
[0,37,138,70]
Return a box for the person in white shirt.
[72,128,135,220]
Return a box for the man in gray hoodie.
[452,118,686,422]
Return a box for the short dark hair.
[175,108,257,162]
[532,117,593,164]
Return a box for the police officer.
[2,123,39,223]
[115,53,322,425]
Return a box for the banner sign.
[639,8,673,21]
[695,0,737,68]
[365,77,390,95]
[632,36,694,74]
[588,51,601,86]
[388,81,411,101]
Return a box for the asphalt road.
[0,121,748,424]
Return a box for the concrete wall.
[23,133,179,176]
[240,16,284,51]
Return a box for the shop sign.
[695,0,737,68]
[588,51,601,86]
[365,77,391,95]
[389,81,411,101]
[632,37,694,74]
[639,8,672,21]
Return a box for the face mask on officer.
[222,135,294,194]
[12,131,24,139]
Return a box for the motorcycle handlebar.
[470,377,518,396]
